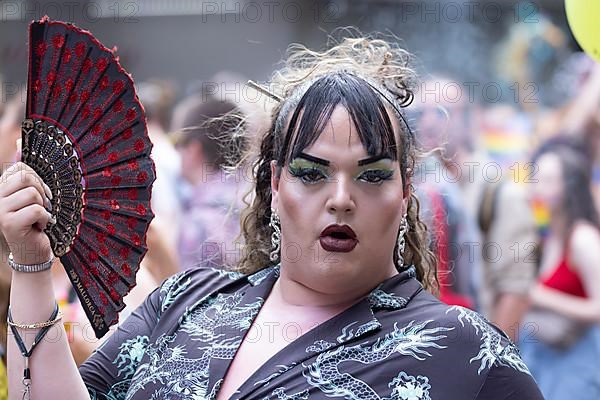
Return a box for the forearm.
[534,286,600,324]
[492,293,530,342]
[8,270,89,399]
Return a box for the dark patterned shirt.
[80,264,544,399]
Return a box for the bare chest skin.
[539,235,566,279]
[215,290,349,400]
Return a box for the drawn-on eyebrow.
[297,152,391,167]
[357,155,390,166]
[296,152,330,166]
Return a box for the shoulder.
[570,220,600,252]
[404,289,492,334]
[379,289,539,396]
[159,265,246,289]
[404,290,533,376]
[569,221,600,269]
[476,362,544,399]
[157,266,247,314]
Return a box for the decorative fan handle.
[21,118,84,257]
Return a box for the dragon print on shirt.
[210,267,245,281]
[122,291,264,399]
[302,320,454,399]
[90,335,151,400]
[367,288,408,309]
[388,372,432,400]
[262,387,310,400]
[306,340,336,354]
[335,320,381,343]
[159,274,192,313]
[248,265,280,286]
[447,306,531,375]
[254,363,299,388]
[81,265,544,399]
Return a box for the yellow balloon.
[565,0,600,62]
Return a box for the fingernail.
[45,196,53,211]
[15,139,22,161]
[43,183,53,200]
[48,212,56,225]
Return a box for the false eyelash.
[358,170,394,184]
[288,166,327,184]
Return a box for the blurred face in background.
[414,103,450,152]
[413,79,473,158]
[270,105,407,299]
[175,138,206,186]
[532,152,564,212]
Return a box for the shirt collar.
[246,263,419,312]
[232,264,423,398]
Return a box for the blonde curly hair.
[224,32,438,293]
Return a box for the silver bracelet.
[8,252,55,273]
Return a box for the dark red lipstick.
[319,224,358,252]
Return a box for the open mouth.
[328,231,351,239]
[319,224,358,253]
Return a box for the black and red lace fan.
[22,17,156,338]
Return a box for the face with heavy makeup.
[270,104,408,298]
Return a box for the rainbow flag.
[483,129,530,166]
[531,198,550,238]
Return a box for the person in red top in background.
[520,137,600,400]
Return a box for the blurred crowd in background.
[1,1,600,399]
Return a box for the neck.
[272,264,395,310]
[549,211,569,239]
[275,276,357,310]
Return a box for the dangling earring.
[269,208,281,262]
[396,213,408,268]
